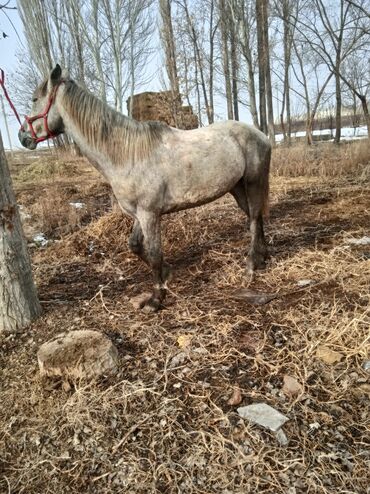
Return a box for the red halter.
[23,82,64,143]
[0,68,63,144]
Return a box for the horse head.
[19,64,66,150]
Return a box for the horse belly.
[162,149,244,213]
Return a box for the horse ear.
[61,68,70,79]
[50,64,62,86]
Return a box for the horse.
[19,64,271,312]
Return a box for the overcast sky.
[0,5,25,150]
[0,3,242,152]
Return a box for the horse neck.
[57,82,168,167]
[57,82,132,165]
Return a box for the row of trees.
[10,0,370,145]
[162,0,370,143]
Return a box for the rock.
[297,279,314,287]
[227,387,242,406]
[233,288,277,305]
[362,360,370,372]
[237,403,289,432]
[346,236,370,245]
[129,292,152,309]
[316,345,343,364]
[275,428,289,446]
[37,330,119,380]
[169,351,187,369]
[282,375,303,397]
[177,335,192,349]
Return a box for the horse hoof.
[247,255,266,273]
[162,263,172,282]
[142,298,161,313]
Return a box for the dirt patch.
[1,146,369,493]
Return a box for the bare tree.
[175,0,214,124]
[160,0,181,124]
[273,0,299,144]
[295,0,369,143]
[256,0,267,133]
[0,132,41,332]
[18,0,54,77]
[232,0,259,127]
[292,39,334,144]
[341,51,370,136]
[219,0,233,119]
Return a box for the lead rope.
[0,68,24,129]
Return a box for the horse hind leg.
[245,178,269,273]
[230,179,250,217]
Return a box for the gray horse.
[19,65,271,311]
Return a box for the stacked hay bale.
[127,91,198,130]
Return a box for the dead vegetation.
[0,141,369,493]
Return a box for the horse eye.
[32,97,38,103]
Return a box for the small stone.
[316,345,343,364]
[237,403,289,432]
[177,335,192,349]
[169,352,187,368]
[233,288,277,305]
[297,279,314,287]
[227,387,242,406]
[347,236,370,245]
[129,292,152,309]
[282,375,303,397]
[362,360,370,372]
[62,381,72,392]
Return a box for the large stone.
[37,330,119,380]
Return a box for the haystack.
[127,91,198,130]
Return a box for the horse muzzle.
[18,129,37,150]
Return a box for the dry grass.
[273,139,370,178]
[1,141,369,493]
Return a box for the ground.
[1,141,369,493]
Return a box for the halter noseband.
[23,81,65,143]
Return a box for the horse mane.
[61,81,171,164]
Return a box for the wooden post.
[0,131,41,332]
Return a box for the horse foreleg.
[128,219,145,258]
[128,219,171,282]
[135,211,168,312]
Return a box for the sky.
[0,2,245,152]
[0,4,24,150]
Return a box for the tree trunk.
[219,0,233,120]
[263,0,275,144]
[334,67,342,144]
[230,28,239,121]
[0,132,41,333]
[208,0,216,124]
[240,18,259,127]
[359,95,370,138]
[256,0,267,134]
[160,0,180,126]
